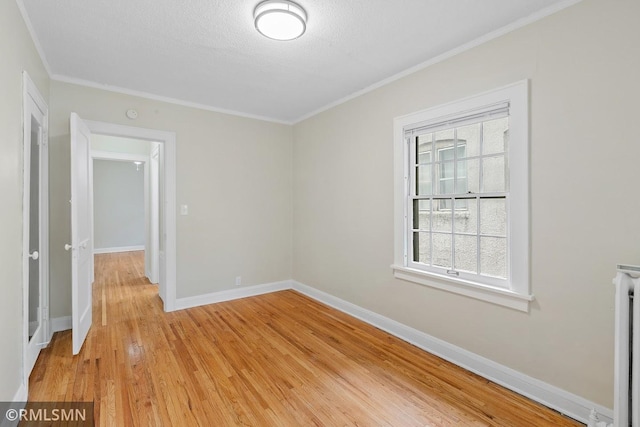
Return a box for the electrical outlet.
[235,276,242,286]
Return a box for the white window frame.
[392,80,533,312]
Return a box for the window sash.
[406,193,509,288]
[409,141,507,197]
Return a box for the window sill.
[391,265,533,312]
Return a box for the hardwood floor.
[30,251,581,426]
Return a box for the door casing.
[22,71,50,387]
[83,120,177,311]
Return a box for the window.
[393,81,532,311]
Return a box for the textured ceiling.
[21,0,573,123]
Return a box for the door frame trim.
[84,120,177,311]
[148,144,161,284]
[22,71,50,388]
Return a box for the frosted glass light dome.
[254,0,307,41]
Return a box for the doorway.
[90,135,160,285]
[69,116,177,354]
[84,120,176,308]
[22,72,50,385]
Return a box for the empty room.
[1,0,639,425]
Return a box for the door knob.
[29,251,39,260]
[64,244,73,251]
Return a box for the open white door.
[69,113,93,355]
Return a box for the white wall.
[0,0,50,401]
[292,0,640,408]
[48,81,294,316]
[93,159,145,250]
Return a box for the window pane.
[455,234,477,273]
[438,199,453,210]
[417,134,432,164]
[482,155,506,193]
[432,233,452,269]
[438,148,455,163]
[432,205,452,231]
[465,158,480,193]
[480,198,506,236]
[418,150,431,164]
[454,198,476,234]
[480,236,507,278]
[440,179,454,195]
[435,129,454,150]
[416,165,432,195]
[437,161,454,195]
[456,159,468,194]
[457,123,480,157]
[413,199,431,230]
[418,133,433,144]
[482,117,508,155]
[413,232,431,264]
[453,196,468,211]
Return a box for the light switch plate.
[180,204,188,215]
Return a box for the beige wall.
[0,0,50,400]
[49,81,294,316]
[292,0,640,407]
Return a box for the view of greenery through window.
[411,117,508,279]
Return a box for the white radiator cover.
[613,266,640,427]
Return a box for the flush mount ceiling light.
[254,0,307,41]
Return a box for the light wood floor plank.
[29,251,581,426]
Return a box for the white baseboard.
[174,280,291,311]
[40,316,71,349]
[290,280,613,425]
[0,384,27,427]
[51,316,72,333]
[12,383,27,403]
[93,245,144,254]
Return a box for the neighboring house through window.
[392,81,532,311]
